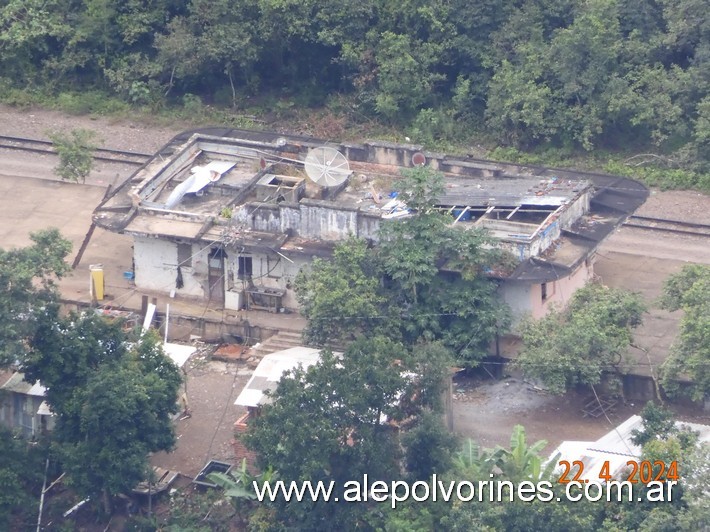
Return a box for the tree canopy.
[0,229,71,367]
[660,264,710,401]
[296,167,511,367]
[244,336,454,529]
[23,313,182,513]
[515,283,646,394]
[49,128,99,183]
[1,0,708,179]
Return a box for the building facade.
[93,130,647,325]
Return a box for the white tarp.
[165,161,236,209]
[162,342,196,368]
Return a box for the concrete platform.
[0,173,306,345]
[595,227,710,379]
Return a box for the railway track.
[0,134,152,166]
[624,215,710,237]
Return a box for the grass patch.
[487,146,710,193]
[0,84,707,193]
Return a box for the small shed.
[234,347,327,410]
[0,371,54,438]
[549,414,710,483]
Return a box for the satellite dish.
[304,146,351,187]
[412,152,426,167]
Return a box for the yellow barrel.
[90,264,105,301]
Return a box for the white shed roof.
[162,342,196,368]
[235,347,332,408]
[549,415,710,483]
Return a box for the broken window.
[238,256,253,279]
[177,242,192,268]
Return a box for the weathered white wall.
[247,201,381,241]
[500,281,534,326]
[556,189,590,230]
[221,249,309,310]
[133,236,207,297]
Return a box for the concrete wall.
[248,200,380,241]
[532,219,561,256]
[500,281,534,325]
[299,200,358,240]
[220,249,309,311]
[556,189,590,230]
[134,236,210,298]
[502,259,593,324]
[0,392,53,439]
[531,259,593,319]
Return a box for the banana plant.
[207,459,278,503]
[491,425,559,482]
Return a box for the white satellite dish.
[304,146,351,187]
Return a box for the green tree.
[23,315,181,514]
[49,128,99,184]
[659,264,710,401]
[245,335,453,529]
[0,427,47,529]
[377,167,511,365]
[516,283,646,394]
[295,238,389,346]
[296,167,510,366]
[630,401,677,447]
[0,229,71,367]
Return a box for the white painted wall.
[500,281,533,326]
[133,236,207,297]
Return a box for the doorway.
[208,248,226,306]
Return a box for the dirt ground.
[452,372,639,452]
[1,103,709,489]
[150,350,252,479]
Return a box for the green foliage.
[0,229,71,367]
[295,238,388,346]
[296,168,509,366]
[402,410,458,480]
[23,316,181,512]
[516,283,646,394]
[659,264,710,400]
[48,128,99,184]
[245,335,454,529]
[207,458,277,504]
[492,425,559,483]
[0,428,47,529]
[0,0,708,181]
[630,402,677,447]
[164,487,233,532]
[378,167,509,360]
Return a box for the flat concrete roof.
[437,176,586,207]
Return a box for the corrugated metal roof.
[0,372,46,396]
[550,415,710,483]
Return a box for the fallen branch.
[624,153,678,168]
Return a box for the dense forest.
[1,0,708,182]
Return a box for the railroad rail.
[624,215,710,237]
[0,134,152,166]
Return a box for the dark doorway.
[208,248,226,306]
[238,256,253,279]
